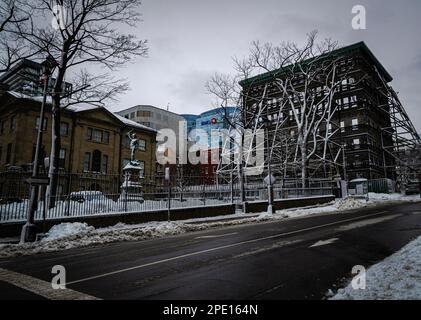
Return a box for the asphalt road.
[1,201,421,300]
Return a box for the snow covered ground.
[331,235,421,300]
[0,193,419,258]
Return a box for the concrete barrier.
[244,195,335,214]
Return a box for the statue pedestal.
[120,162,144,203]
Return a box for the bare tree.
[208,32,363,191]
[9,0,148,207]
[238,31,360,188]
[0,0,38,73]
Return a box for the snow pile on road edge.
[42,222,94,241]
[331,235,421,300]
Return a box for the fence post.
[124,172,128,212]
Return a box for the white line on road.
[336,214,401,231]
[66,210,391,286]
[309,238,339,248]
[196,232,238,239]
[0,268,100,300]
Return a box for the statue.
[127,130,140,165]
[120,130,144,203]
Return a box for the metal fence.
[0,171,336,223]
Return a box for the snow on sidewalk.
[0,193,419,258]
[331,235,421,300]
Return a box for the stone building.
[0,91,157,177]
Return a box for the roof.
[4,91,157,133]
[239,41,393,87]
[0,59,42,82]
[117,104,185,119]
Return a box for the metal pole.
[21,74,49,243]
[266,125,273,214]
[167,178,171,222]
[342,143,348,181]
[230,171,234,204]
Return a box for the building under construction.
[218,42,420,188]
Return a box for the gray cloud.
[109,0,421,132]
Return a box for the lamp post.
[21,56,58,243]
[262,115,275,214]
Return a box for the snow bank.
[42,222,94,241]
[331,235,421,300]
[368,192,420,202]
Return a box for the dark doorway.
[92,150,102,172]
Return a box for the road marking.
[309,238,339,248]
[234,239,303,258]
[67,210,391,286]
[0,268,100,300]
[336,214,401,231]
[196,232,238,239]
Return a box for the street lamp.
[21,56,58,243]
[262,115,275,214]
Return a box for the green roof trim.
[239,41,393,87]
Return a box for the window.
[138,139,146,151]
[0,146,2,164]
[103,131,110,144]
[138,160,145,177]
[327,123,332,133]
[93,129,102,143]
[350,95,357,108]
[101,155,108,173]
[60,122,69,136]
[6,143,12,164]
[87,128,92,140]
[83,152,91,172]
[87,127,109,144]
[59,148,66,169]
[352,118,359,130]
[353,139,360,145]
[340,121,345,133]
[35,117,48,131]
[10,115,16,132]
[0,121,4,135]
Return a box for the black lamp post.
[21,56,58,243]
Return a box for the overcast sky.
[110,0,421,132]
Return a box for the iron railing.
[0,171,337,223]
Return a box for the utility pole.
[21,56,58,243]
